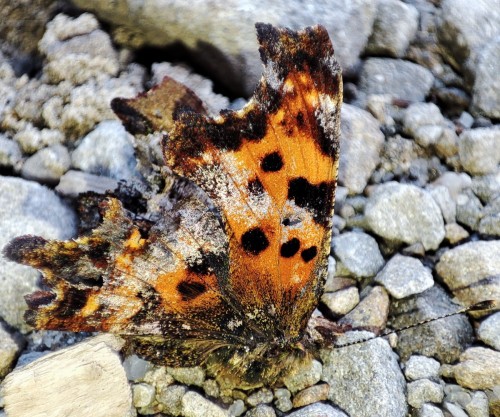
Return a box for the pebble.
[321,333,407,417]
[167,366,206,387]
[292,383,329,408]
[478,197,500,236]
[452,347,500,390]
[435,240,500,306]
[365,0,418,57]
[157,385,187,416]
[359,58,434,102]
[132,382,155,408]
[418,403,444,417]
[403,103,445,147]
[455,189,484,230]
[338,104,384,194]
[228,399,246,416]
[390,285,474,363]
[364,182,445,250]
[273,388,292,413]
[407,379,444,409]
[0,323,25,378]
[471,173,500,204]
[339,286,389,331]
[374,254,434,299]
[432,172,472,201]
[477,312,500,350]
[21,144,71,184]
[321,286,360,316]
[246,388,273,407]
[282,360,322,394]
[426,185,457,224]
[404,356,441,381]
[244,404,275,417]
[182,390,228,417]
[458,127,500,175]
[444,223,469,244]
[71,120,138,181]
[286,403,348,417]
[122,354,151,382]
[203,379,220,398]
[331,231,385,279]
[443,402,468,417]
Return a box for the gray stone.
[403,103,445,147]
[321,333,407,417]
[458,127,500,175]
[143,366,175,392]
[452,348,500,390]
[471,173,500,204]
[122,354,151,382]
[157,385,187,416]
[364,182,445,250]
[390,285,474,363]
[331,231,384,279]
[458,112,475,129]
[444,223,469,245]
[437,0,500,83]
[167,366,206,387]
[404,356,440,381]
[21,144,71,184]
[339,286,389,330]
[132,383,155,408]
[273,389,292,413]
[0,322,25,378]
[418,404,444,417]
[432,172,472,201]
[228,399,246,416]
[365,0,419,57]
[375,254,434,299]
[55,170,119,197]
[465,391,489,417]
[203,379,220,398]
[246,389,273,407]
[71,0,377,95]
[427,185,457,224]
[71,120,138,181]
[407,379,444,409]
[0,135,22,170]
[0,177,76,330]
[182,390,228,417]
[321,286,359,316]
[338,104,384,194]
[455,189,483,230]
[244,404,275,417]
[477,312,500,350]
[436,241,500,306]
[478,197,500,236]
[472,38,500,118]
[282,360,322,394]
[359,58,434,102]
[286,403,348,417]
[444,402,468,417]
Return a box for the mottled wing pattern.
[165,24,342,342]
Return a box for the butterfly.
[4,23,343,389]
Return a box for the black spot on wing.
[288,177,335,226]
[301,246,318,263]
[57,287,91,318]
[187,252,226,276]
[261,151,284,172]
[248,178,265,196]
[241,227,269,255]
[177,281,207,301]
[280,238,300,258]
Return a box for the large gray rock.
[364,182,445,250]
[436,240,500,306]
[70,0,377,95]
[365,0,419,57]
[359,58,434,102]
[458,127,500,176]
[321,333,407,417]
[0,177,77,331]
[338,104,384,194]
[437,0,500,85]
[471,37,500,118]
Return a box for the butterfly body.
[4,23,342,388]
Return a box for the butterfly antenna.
[333,300,499,349]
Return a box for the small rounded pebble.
[246,388,273,407]
[404,356,441,381]
[132,383,155,408]
[407,379,444,409]
[477,312,500,350]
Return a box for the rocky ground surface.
[0,1,499,417]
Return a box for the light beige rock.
[453,347,500,390]
[1,334,133,417]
